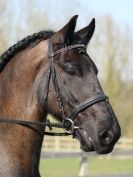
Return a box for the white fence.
[42,136,133,153]
[42,136,80,152]
[116,137,133,150]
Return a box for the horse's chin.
[75,129,114,154]
[75,129,95,152]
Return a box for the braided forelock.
[0,30,54,72]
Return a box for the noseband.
[0,39,108,136]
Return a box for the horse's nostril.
[100,129,114,146]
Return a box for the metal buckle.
[62,118,75,134]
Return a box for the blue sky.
[82,0,133,28]
[38,0,133,30]
[12,0,133,30]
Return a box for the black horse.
[0,15,120,177]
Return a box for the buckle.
[62,118,79,134]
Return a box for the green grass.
[39,157,133,177]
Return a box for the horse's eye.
[61,63,80,76]
[78,48,87,56]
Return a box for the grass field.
[39,157,133,177]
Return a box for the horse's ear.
[76,18,95,45]
[54,15,78,45]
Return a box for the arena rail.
[42,136,133,153]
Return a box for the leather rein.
[0,39,108,136]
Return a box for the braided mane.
[0,30,54,72]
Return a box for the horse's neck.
[0,42,48,176]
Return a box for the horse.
[0,15,120,177]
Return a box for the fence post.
[79,152,88,177]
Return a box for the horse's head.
[39,15,121,154]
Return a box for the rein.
[0,39,108,136]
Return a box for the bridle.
[0,38,108,136]
[46,39,108,135]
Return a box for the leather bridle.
[0,39,109,136]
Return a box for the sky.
[38,0,133,30]
[13,0,133,30]
[80,0,133,28]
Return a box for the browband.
[48,43,86,58]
